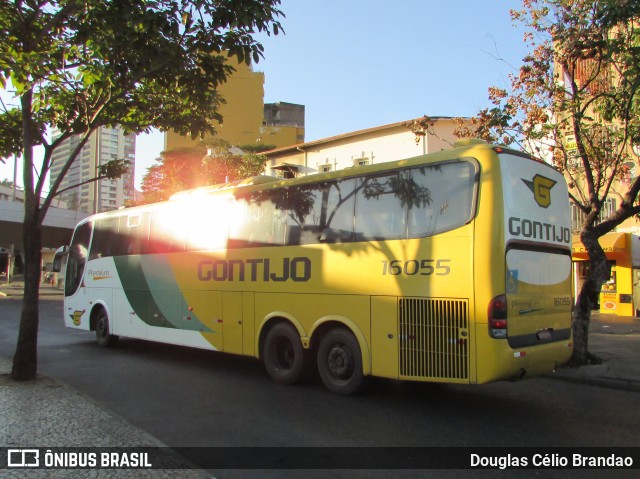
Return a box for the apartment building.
[50,126,136,213]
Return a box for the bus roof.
[81,140,541,224]
[169,175,279,200]
[168,140,517,198]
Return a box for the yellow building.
[165,57,304,151]
[572,232,640,316]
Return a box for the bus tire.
[317,328,365,395]
[263,322,306,385]
[95,309,118,347]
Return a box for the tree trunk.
[11,215,43,381]
[569,229,609,367]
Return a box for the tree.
[201,140,269,184]
[140,147,209,203]
[0,0,283,380]
[447,0,640,365]
[139,141,268,203]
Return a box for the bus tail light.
[488,294,508,339]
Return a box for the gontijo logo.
[522,174,557,208]
[70,310,85,326]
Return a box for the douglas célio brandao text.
[470,453,634,469]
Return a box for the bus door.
[64,221,93,330]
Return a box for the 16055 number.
[381,259,451,276]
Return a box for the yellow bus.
[58,140,573,394]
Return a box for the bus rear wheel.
[263,322,306,385]
[95,309,118,347]
[317,328,365,395]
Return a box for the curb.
[548,372,640,393]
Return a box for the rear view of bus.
[476,147,573,383]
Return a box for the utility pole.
[12,153,18,201]
[94,128,101,214]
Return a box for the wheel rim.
[327,344,354,380]
[274,337,295,370]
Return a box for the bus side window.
[233,190,287,247]
[408,161,477,238]
[89,217,119,260]
[115,213,149,256]
[149,207,186,254]
[284,179,357,245]
[186,197,232,251]
[65,221,92,296]
[284,183,327,245]
[354,173,406,241]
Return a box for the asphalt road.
[2,297,640,478]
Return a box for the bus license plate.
[537,329,552,341]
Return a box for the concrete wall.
[0,199,89,248]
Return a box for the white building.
[264,117,468,178]
[50,126,136,213]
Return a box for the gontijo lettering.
[508,217,571,244]
[198,256,311,282]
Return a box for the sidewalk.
[550,313,640,392]
[0,359,210,478]
[0,282,208,477]
[0,279,63,298]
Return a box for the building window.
[571,198,616,232]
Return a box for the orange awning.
[572,232,628,260]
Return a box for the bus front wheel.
[263,322,306,385]
[95,309,119,347]
[317,328,365,395]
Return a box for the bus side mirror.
[52,246,68,272]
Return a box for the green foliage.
[239,143,277,153]
[1,0,283,380]
[140,147,209,203]
[202,150,268,183]
[0,108,22,159]
[0,107,46,160]
[0,0,283,199]
[454,0,640,236]
[98,159,131,180]
[139,146,268,203]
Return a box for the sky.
[2,0,529,190]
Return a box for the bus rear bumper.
[477,339,573,384]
